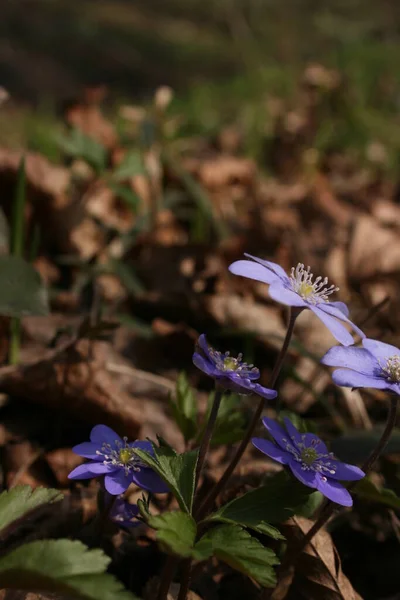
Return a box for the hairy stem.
[195,388,223,491]
[195,309,298,520]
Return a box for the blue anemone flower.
[193,334,277,400]
[252,417,364,506]
[229,254,364,346]
[322,338,400,395]
[68,425,169,496]
[110,496,141,528]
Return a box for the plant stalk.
[9,156,26,366]
[158,387,223,600]
[194,387,223,491]
[177,560,192,600]
[195,308,299,520]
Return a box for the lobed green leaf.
[0,485,63,538]
[207,471,322,535]
[197,525,279,588]
[354,477,400,509]
[0,539,137,599]
[133,443,198,513]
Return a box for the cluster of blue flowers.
[69,253,400,521]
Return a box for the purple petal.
[329,301,350,317]
[251,383,278,400]
[131,440,155,456]
[268,282,308,308]
[301,433,329,456]
[362,338,400,362]
[132,468,169,493]
[321,346,378,375]
[72,442,103,460]
[243,254,290,282]
[197,334,212,360]
[310,305,355,346]
[219,375,253,395]
[193,353,218,378]
[261,417,296,451]
[289,460,318,488]
[315,474,353,506]
[332,368,389,390]
[104,469,132,495]
[111,500,140,528]
[68,462,115,480]
[283,418,303,445]
[228,260,280,285]
[388,381,400,395]
[318,304,365,339]
[322,460,365,481]
[90,425,122,446]
[252,437,291,465]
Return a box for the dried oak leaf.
[349,215,400,280]
[272,517,362,600]
[206,294,285,350]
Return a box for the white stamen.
[96,437,144,475]
[380,355,400,383]
[289,263,339,304]
[208,347,259,378]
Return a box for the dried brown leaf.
[349,215,400,280]
[271,517,363,600]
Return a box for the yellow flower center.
[300,447,318,465]
[298,282,314,298]
[119,448,133,465]
[223,357,239,371]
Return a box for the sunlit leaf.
[0,485,63,539]
[133,443,198,513]
[0,540,137,599]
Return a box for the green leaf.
[0,255,49,317]
[210,393,246,446]
[133,444,198,513]
[109,183,141,211]
[353,477,400,509]
[331,428,400,463]
[169,372,198,442]
[58,129,107,173]
[146,510,203,558]
[0,485,62,538]
[197,525,279,588]
[208,472,321,536]
[112,151,146,181]
[0,540,137,599]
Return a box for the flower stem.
[177,560,192,600]
[157,388,223,600]
[157,555,177,600]
[282,395,398,569]
[194,387,223,491]
[195,309,298,520]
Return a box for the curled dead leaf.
[269,517,363,600]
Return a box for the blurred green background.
[2,0,400,166]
